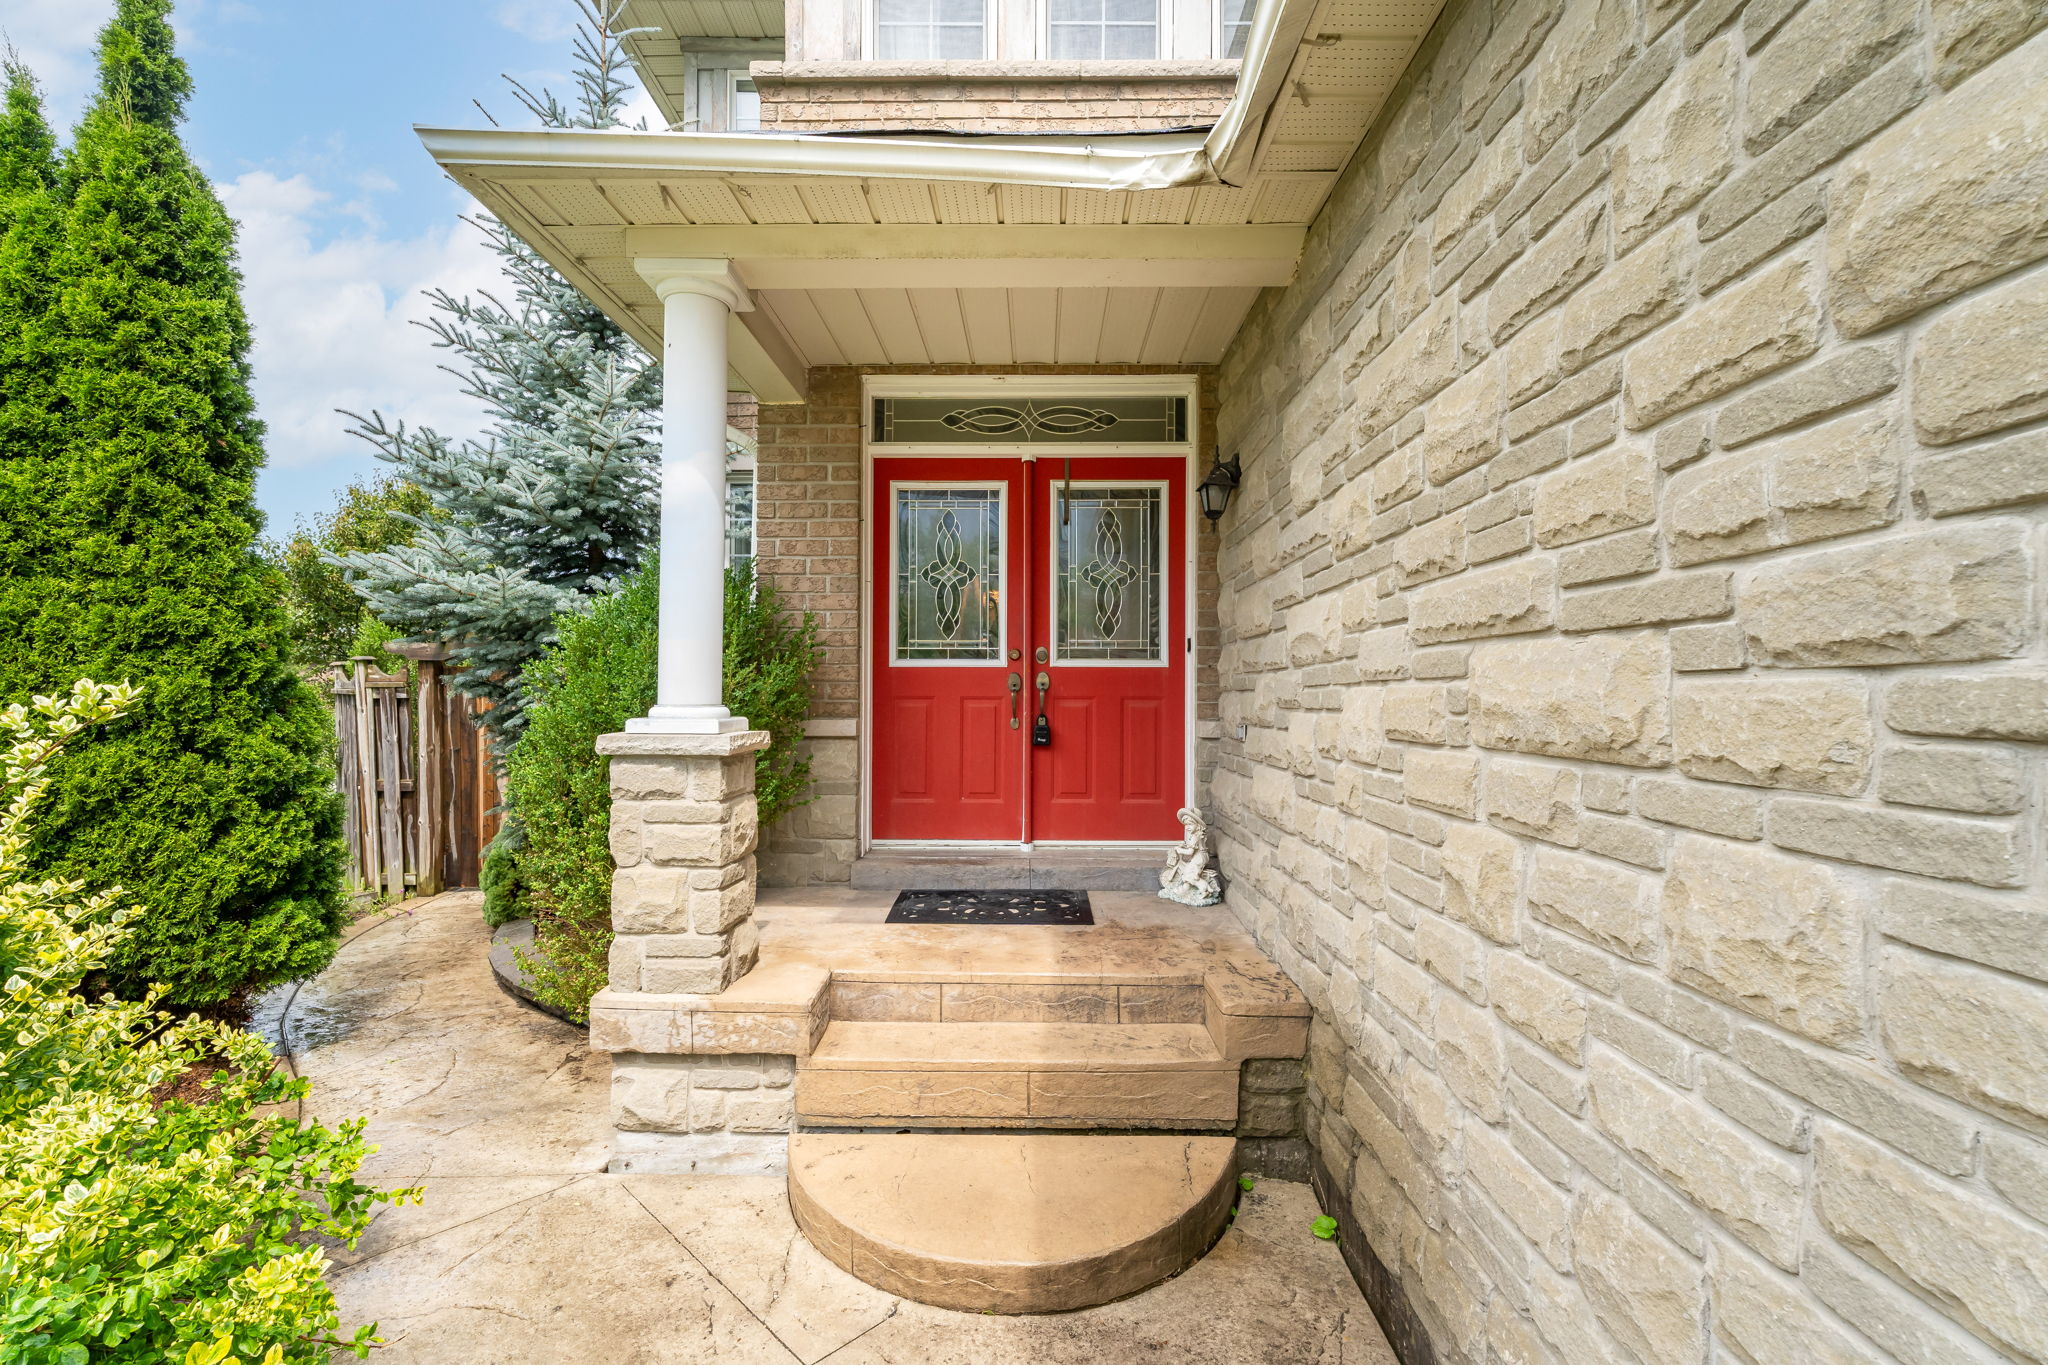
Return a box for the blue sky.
[0,0,660,534]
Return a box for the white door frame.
[858,372,1202,853]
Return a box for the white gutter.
[1203,0,1323,186]
[419,0,1315,193]
[418,125,1214,194]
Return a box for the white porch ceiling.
[423,0,1449,400]
[756,285,1264,367]
[457,163,1314,394]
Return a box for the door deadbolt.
[1034,646,1048,664]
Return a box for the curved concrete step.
[790,1132,1238,1313]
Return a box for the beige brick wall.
[751,62,1237,133]
[755,364,1224,884]
[1211,0,2048,1359]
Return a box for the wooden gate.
[330,645,501,897]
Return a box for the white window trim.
[1214,0,1251,58]
[886,480,1011,668]
[858,0,1232,59]
[1048,478,1171,668]
[1044,0,1173,63]
[868,0,997,61]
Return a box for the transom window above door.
[876,0,989,58]
[872,394,1188,446]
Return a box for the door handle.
[1008,671,1022,728]
[1032,671,1052,747]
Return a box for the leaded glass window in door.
[894,487,1003,662]
[1054,486,1163,662]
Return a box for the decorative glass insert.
[1054,487,1163,662]
[1219,0,1256,56]
[876,0,987,58]
[873,394,1187,445]
[1049,0,1159,58]
[895,487,1004,661]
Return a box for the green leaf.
[1312,1215,1339,1241]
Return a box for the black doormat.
[886,889,1094,925]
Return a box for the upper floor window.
[1048,0,1158,58]
[877,0,988,57]
[1217,0,1254,57]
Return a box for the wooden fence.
[330,644,500,897]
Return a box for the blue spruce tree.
[334,2,662,747]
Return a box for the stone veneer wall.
[750,61,1238,133]
[755,364,1225,884]
[1208,0,2048,1359]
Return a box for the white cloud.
[219,171,502,526]
[494,0,581,42]
[1,0,116,128]
[619,85,664,130]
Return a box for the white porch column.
[628,258,752,734]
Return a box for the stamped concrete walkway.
[291,890,1397,1364]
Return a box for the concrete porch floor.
[294,890,1397,1363]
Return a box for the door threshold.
[851,844,1171,893]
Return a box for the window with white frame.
[725,429,756,567]
[1217,0,1255,56]
[728,73,762,130]
[1048,0,1159,57]
[876,0,988,57]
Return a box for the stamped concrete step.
[796,1020,1236,1126]
[789,1132,1238,1312]
[850,845,1169,892]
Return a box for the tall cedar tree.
[0,63,64,639]
[334,1,661,749]
[0,2,345,1004]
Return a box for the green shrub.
[0,680,414,1362]
[725,560,826,825]
[479,813,529,931]
[504,560,820,1020]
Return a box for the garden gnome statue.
[1159,807,1223,906]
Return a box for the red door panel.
[1027,458,1186,842]
[1121,698,1163,801]
[870,459,1026,841]
[870,453,1186,844]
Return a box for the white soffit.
[421,0,1449,397]
[618,0,785,130]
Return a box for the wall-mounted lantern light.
[1197,454,1241,526]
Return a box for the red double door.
[871,455,1188,843]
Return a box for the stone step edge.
[800,1020,1232,1072]
[590,979,1310,1062]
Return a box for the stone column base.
[609,1131,790,1175]
[599,729,779,1170]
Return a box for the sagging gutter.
[417,0,1316,194]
